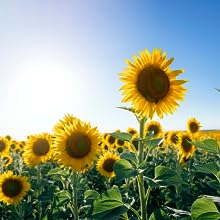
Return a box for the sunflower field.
[0,49,219,220]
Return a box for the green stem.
[37,165,42,220]
[129,206,142,220]
[72,171,79,220]
[137,117,147,220]
[145,187,151,210]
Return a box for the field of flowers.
[0,49,219,220]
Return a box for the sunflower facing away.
[96,151,120,178]
[177,132,196,158]
[53,116,101,172]
[0,171,30,205]
[23,133,53,167]
[119,48,187,118]
[186,117,201,136]
[167,131,179,147]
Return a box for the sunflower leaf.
[154,165,183,186]
[144,137,164,150]
[191,197,220,220]
[92,187,128,220]
[113,159,138,182]
[193,162,219,176]
[110,132,132,142]
[84,190,100,204]
[192,139,220,154]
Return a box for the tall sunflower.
[0,137,10,156]
[177,132,196,158]
[167,131,179,147]
[144,120,163,137]
[186,117,201,136]
[119,48,187,118]
[0,171,30,205]
[53,117,101,172]
[23,133,53,167]
[96,152,120,178]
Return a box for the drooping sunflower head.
[144,120,163,137]
[119,48,187,118]
[2,155,13,167]
[186,117,201,136]
[53,117,101,172]
[167,131,179,147]
[0,137,10,156]
[177,132,196,158]
[0,171,31,205]
[96,152,120,178]
[23,133,53,167]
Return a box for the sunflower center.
[33,139,50,156]
[2,179,22,197]
[103,158,116,172]
[148,125,160,136]
[137,67,170,103]
[108,135,116,145]
[189,122,199,133]
[66,133,91,158]
[0,140,6,152]
[182,136,192,152]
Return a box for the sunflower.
[53,113,78,132]
[2,155,13,167]
[127,127,138,137]
[177,132,196,158]
[0,171,31,205]
[167,131,179,147]
[186,117,201,136]
[23,133,53,167]
[144,120,163,137]
[53,117,101,172]
[119,48,187,118]
[0,137,10,156]
[105,134,117,147]
[96,152,120,178]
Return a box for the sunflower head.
[167,131,179,146]
[187,117,201,136]
[96,152,120,178]
[177,132,196,158]
[23,133,53,167]
[144,120,163,137]
[0,137,10,156]
[119,48,187,118]
[53,116,101,172]
[2,155,13,167]
[0,171,31,205]
[127,127,138,137]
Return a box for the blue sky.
[0,0,220,139]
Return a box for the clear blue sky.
[0,0,220,139]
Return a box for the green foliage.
[192,139,220,154]
[191,197,220,220]
[92,187,128,220]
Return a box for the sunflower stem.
[36,165,42,220]
[137,117,147,220]
[72,171,79,220]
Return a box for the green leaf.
[113,159,138,182]
[117,106,135,113]
[120,152,138,165]
[194,162,219,176]
[46,167,69,177]
[192,139,220,154]
[155,165,183,186]
[55,190,71,208]
[144,176,160,188]
[197,212,220,220]
[149,209,170,220]
[191,197,220,220]
[84,190,100,204]
[144,137,164,150]
[110,132,133,142]
[92,187,128,220]
[207,180,220,190]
